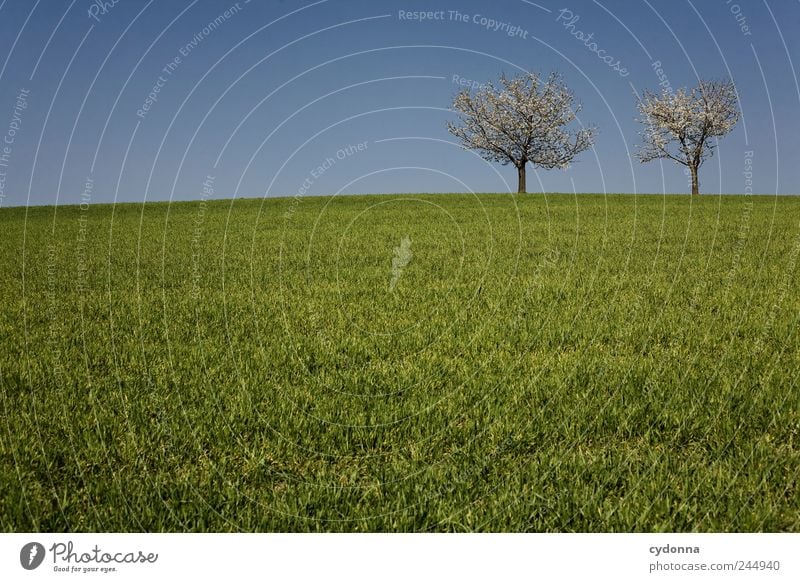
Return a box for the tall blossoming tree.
[636,79,740,195]
[447,72,594,194]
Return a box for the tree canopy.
[447,72,595,193]
[636,79,740,194]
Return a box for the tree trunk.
[517,163,527,194]
[690,164,699,195]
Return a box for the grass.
[1,192,799,532]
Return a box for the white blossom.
[447,72,595,193]
[636,79,740,194]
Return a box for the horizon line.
[1,190,798,210]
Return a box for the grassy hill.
[1,193,798,531]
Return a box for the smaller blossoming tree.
[447,72,594,194]
[636,79,740,195]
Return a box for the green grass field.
[1,193,799,532]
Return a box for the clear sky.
[0,0,797,206]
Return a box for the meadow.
[1,193,798,532]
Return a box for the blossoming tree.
[447,72,594,194]
[636,79,740,195]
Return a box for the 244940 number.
[736,561,780,571]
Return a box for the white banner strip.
[1,533,797,581]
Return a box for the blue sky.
[0,0,797,206]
